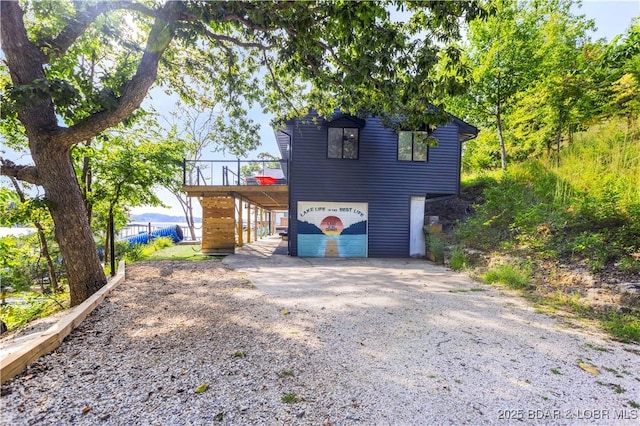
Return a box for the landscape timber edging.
[0,261,126,384]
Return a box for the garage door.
[297,201,368,257]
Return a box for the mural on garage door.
[297,201,368,257]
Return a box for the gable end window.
[328,127,359,159]
[398,131,435,162]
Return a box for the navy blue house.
[274,110,478,258]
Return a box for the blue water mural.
[298,219,367,257]
[298,234,367,257]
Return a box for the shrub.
[153,236,174,250]
[427,234,445,263]
[117,242,145,263]
[449,248,469,271]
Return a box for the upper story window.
[328,127,359,159]
[398,131,436,162]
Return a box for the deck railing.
[182,159,288,186]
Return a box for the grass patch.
[535,291,591,316]
[596,381,626,394]
[599,312,640,344]
[583,343,611,352]
[534,294,640,343]
[277,369,295,378]
[142,244,213,261]
[482,263,532,290]
[232,351,246,358]
[281,392,299,403]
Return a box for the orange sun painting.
[320,216,343,235]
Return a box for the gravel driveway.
[1,237,638,425]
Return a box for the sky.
[137,0,639,219]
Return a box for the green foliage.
[153,237,174,250]
[0,233,63,293]
[548,120,640,208]
[535,290,591,316]
[458,126,640,271]
[116,237,176,263]
[450,1,639,169]
[0,291,68,331]
[449,248,469,271]
[118,242,145,264]
[427,234,445,263]
[461,131,502,172]
[0,236,33,291]
[482,262,532,290]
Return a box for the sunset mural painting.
[297,202,368,257]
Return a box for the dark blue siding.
[285,113,463,257]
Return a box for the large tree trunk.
[32,147,106,306]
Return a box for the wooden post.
[269,212,274,235]
[260,208,265,239]
[247,203,252,243]
[253,205,258,241]
[236,198,243,248]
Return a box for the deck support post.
[247,202,252,243]
[236,198,244,248]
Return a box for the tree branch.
[49,2,179,148]
[204,30,270,50]
[263,51,302,117]
[40,1,158,60]
[0,159,42,186]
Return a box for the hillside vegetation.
[453,119,640,342]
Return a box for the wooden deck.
[182,185,288,210]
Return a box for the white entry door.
[409,196,426,257]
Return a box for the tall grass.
[548,120,640,210]
[458,118,640,271]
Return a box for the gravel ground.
[1,240,639,425]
